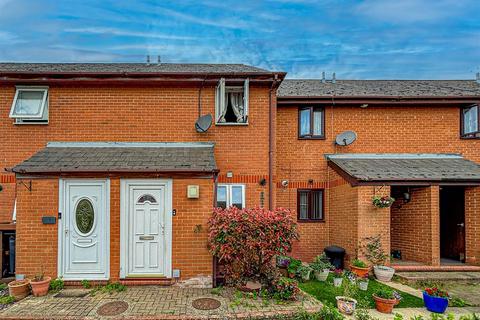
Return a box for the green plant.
[361,235,388,266]
[91,282,127,296]
[318,303,345,320]
[0,283,7,290]
[352,259,367,268]
[459,314,480,320]
[374,288,395,300]
[355,308,379,320]
[270,277,300,301]
[342,278,359,299]
[210,286,223,295]
[296,264,313,280]
[288,258,302,275]
[372,196,395,208]
[393,313,404,320]
[311,253,333,271]
[80,279,91,289]
[0,295,15,305]
[49,278,64,292]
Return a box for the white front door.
[59,179,109,280]
[120,180,172,278]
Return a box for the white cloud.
[64,27,197,41]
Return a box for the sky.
[0,0,479,79]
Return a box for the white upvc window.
[215,78,249,125]
[9,86,49,124]
[216,184,245,209]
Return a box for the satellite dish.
[195,114,213,133]
[335,131,357,146]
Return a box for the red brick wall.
[15,179,58,278]
[276,104,479,265]
[0,83,273,223]
[465,186,480,265]
[391,186,440,265]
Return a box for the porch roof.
[11,142,218,175]
[326,153,480,186]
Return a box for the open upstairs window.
[9,86,49,124]
[215,78,249,125]
[461,104,480,138]
[298,106,324,139]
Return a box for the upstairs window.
[462,105,479,138]
[297,189,324,222]
[299,106,324,139]
[216,184,245,209]
[215,78,249,124]
[9,86,49,124]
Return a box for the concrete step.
[396,271,480,283]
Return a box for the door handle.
[457,223,465,227]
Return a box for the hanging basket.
[372,196,395,208]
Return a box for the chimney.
[332,72,336,84]
[146,55,150,65]
[321,71,326,83]
[476,72,480,84]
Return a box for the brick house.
[0,63,479,284]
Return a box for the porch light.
[403,192,411,203]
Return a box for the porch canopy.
[326,153,480,186]
[11,142,218,175]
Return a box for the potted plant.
[350,258,370,278]
[373,288,400,313]
[372,196,395,208]
[335,278,358,315]
[311,253,333,281]
[362,235,395,282]
[8,279,30,301]
[333,269,343,287]
[423,287,449,313]
[297,263,313,282]
[287,258,302,279]
[358,274,369,291]
[30,271,52,297]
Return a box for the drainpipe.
[268,77,279,210]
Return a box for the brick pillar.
[465,187,480,265]
[357,186,391,265]
[429,186,441,266]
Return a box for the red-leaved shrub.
[208,206,298,285]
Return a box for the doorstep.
[395,271,480,283]
[64,278,174,287]
[393,265,480,272]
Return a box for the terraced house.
[0,63,479,285]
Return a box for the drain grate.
[54,290,90,298]
[192,297,221,310]
[97,301,129,316]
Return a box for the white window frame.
[217,184,246,209]
[215,78,249,125]
[9,86,49,123]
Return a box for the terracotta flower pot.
[30,276,51,297]
[336,296,357,315]
[373,294,397,314]
[8,279,30,301]
[350,265,370,278]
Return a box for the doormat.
[54,290,90,298]
[192,297,221,310]
[97,301,129,316]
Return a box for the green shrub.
[0,295,15,305]
[0,283,7,290]
[49,278,64,292]
[311,253,333,272]
[80,279,91,289]
[287,258,302,275]
[270,277,300,301]
[317,303,345,320]
[374,288,395,299]
[91,282,126,296]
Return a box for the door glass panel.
[137,194,157,204]
[75,198,95,234]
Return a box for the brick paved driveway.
[0,286,321,319]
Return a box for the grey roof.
[12,142,217,174]
[0,62,270,74]
[278,79,480,98]
[326,153,480,184]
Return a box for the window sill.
[298,136,326,140]
[13,121,49,125]
[460,134,480,139]
[215,122,249,126]
[297,219,325,223]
